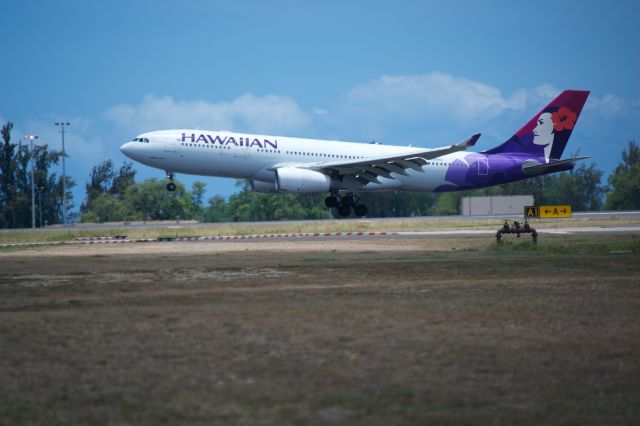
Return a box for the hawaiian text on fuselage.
[181,133,278,149]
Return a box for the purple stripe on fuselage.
[434,152,573,192]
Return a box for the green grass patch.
[491,235,640,256]
[0,244,60,253]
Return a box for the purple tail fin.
[484,90,590,161]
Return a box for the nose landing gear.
[325,193,368,218]
[166,171,176,192]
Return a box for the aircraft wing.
[521,156,590,174]
[292,133,481,185]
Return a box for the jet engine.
[250,180,278,193]
[275,167,331,193]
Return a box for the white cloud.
[19,117,108,166]
[520,86,640,121]
[0,116,112,211]
[104,93,311,135]
[531,83,561,100]
[342,72,527,125]
[586,93,640,119]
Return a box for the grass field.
[1,235,639,425]
[0,215,639,244]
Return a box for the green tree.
[110,162,136,197]
[0,122,71,227]
[354,191,434,217]
[464,158,605,211]
[216,180,330,222]
[433,192,461,215]
[203,195,231,222]
[33,145,68,226]
[605,139,640,210]
[123,178,192,221]
[0,122,18,227]
[488,175,548,202]
[82,160,116,213]
[541,163,605,210]
[80,192,127,223]
[190,181,207,219]
[81,160,137,222]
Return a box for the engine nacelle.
[250,180,278,193]
[275,167,331,193]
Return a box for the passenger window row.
[179,142,364,160]
[285,151,362,159]
[174,142,470,165]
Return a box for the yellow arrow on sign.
[539,205,572,218]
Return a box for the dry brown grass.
[1,215,639,244]
[1,235,639,425]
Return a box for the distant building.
[460,195,534,216]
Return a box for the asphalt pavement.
[4,211,640,233]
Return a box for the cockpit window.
[132,137,150,143]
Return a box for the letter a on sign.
[539,205,572,218]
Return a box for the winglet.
[456,133,481,149]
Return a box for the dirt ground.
[1,236,639,425]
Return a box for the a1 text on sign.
[524,206,540,218]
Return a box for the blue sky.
[2,0,639,209]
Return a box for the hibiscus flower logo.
[551,106,577,132]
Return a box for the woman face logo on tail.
[533,112,554,161]
[532,107,578,162]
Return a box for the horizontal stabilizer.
[521,156,590,174]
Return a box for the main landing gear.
[325,193,368,218]
[166,171,176,192]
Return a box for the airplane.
[120,90,590,217]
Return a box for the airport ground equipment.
[496,220,537,244]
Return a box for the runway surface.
[3,211,640,233]
[1,225,638,249]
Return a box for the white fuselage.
[120,129,479,193]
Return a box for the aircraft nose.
[120,142,136,158]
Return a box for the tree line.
[0,122,74,228]
[79,140,638,223]
[0,119,638,227]
[79,164,332,223]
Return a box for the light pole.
[24,135,39,229]
[37,186,44,228]
[55,121,70,226]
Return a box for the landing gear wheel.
[353,204,368,217]
[325,196,338,208]
[340,195,354,207]
[166,171,176,192]
[337,205,352,217]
